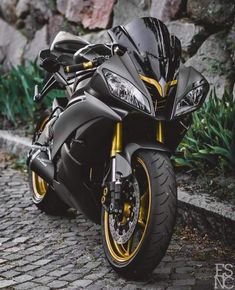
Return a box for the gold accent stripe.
[139,74,177,97]
[139,74,163,96]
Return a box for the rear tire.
[101,150,177,279]
[28,110,69,216]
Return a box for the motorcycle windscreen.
[108,17,181,85]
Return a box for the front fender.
[115,141,172,179]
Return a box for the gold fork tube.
[156,121,164,143]
[111,122,123,157]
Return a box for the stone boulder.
[16,0,30,18]
[150,0,186,22]
[48,15,65,44]
[57,0,114,29]
[0,19,27,70]
[187,0,235,27]
[227,23,235,65]
[24,25,48,62]
[82,30,110,44]
[167,20,207,59]
[185,32,235,98]
[16,0,52,22]
[0,0,17,23]
[113,0,151,27]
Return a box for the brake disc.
[109,178,140,244]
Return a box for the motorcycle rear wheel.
[101,150,177,279]
[28,110,69,215]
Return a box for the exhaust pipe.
[29,149,54,184]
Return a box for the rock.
[0,0,17,23]
[30,0,52,24]
[150,0,185,22]
[82,30,110,44]
[57,0,114,29]
[167,20,207,59]
[185,32,235,98]
[56,0,67,15]
[0,19,27,70]
[24,25,48,62]
[16,0,30,19]
[187,0,235,27]
[113,0,151,27]
[227,23,235,65]
[15,0,52,39]
[48,15,65,44]
[82,0,114,29]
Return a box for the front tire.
[101,150,177,279]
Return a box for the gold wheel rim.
[31,116,49,200]
[32,172,48,199]
[104,157,152,262]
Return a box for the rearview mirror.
[41,57,60,73]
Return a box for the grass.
[0,62,64,129]
[174,92,235,174]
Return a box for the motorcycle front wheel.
[101,150,177,279]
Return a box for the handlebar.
[64,57,106,74]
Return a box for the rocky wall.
[0,0,234,97]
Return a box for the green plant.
[174,92,235,173]
[0,62,64,127]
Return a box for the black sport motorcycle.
[27,17,209,278]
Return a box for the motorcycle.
[27,17,209,278]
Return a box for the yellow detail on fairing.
[139,75,177,97]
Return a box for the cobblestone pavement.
[0,157,234,289]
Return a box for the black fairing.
[108,17,181,83]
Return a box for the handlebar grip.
[64,61,93,73]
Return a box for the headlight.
[103,69,151,113]
[174,85,204,117]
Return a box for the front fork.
[102,121,164,213]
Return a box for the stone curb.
[178,189,235,246]
[0,130,31,158]
[0,130,234,245]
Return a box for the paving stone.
[175,266,194,274]
[13,274,34,283]
[1,269,21,278]
[13,281,40,289]
[70,279,93,288]
[58,273,80,282]
[33,259,52,266]
[48,269,69,277]
[47,280,69,288]
[33,275,55,284]
[173,278,196,286]
[0,279,16,289]
[32,286,50,290]
[12,237,30,243]
[153,267,172,274]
